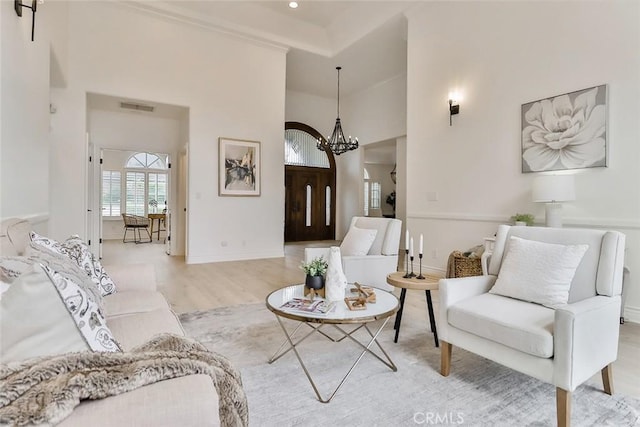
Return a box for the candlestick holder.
[403,249,410,278]
[409,255,416,278]
[417,253,425,279]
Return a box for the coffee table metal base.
[268,315,397,403]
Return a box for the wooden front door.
[285,166,335,242]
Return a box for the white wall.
[345,74,407,147]
[405,1,640,321]
[0,0,50,227]
[285,90,336,138]
[395,137,407,249]
[341,74,407,237]
[47,2,287,263]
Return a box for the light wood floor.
[101,239,640,399]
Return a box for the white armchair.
[305,216,402,291]
[439,225,625,427]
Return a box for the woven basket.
[446,251,483,278]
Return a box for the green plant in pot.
[300,256,328,290]
[510,213,535,226]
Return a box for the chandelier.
[317,66,359,156]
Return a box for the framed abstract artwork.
[521,84,607,173]
[219,137,261,196]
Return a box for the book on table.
[280,298,335,315]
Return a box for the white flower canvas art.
[521,85,607,173]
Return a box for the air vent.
[120,102,154,113]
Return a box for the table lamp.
[532,175,575,228]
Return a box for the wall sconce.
[14,0,43,42]
[448,92,461,126]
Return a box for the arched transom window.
[126,152,166,169]
[285,129,330,168]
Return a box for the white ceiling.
[132,1,409,99]
[260,1,354,28]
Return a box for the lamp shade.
[532,175,576,203]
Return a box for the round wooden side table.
[386,271,440,347]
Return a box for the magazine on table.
[280,298,336,315]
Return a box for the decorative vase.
[305,274,324,290]
[325,246,347,302]
[515,221,527,226]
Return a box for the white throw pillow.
[340,226,378,256]
[0,256,34,283]
[0,264,120,363]
[489,236,588,308]
[0,280,10,299]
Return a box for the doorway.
[284,122,336,242]
[86,93,188,256]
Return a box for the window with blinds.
[109,152,170,217]
[101,171,121,217]
[371,182,381,209]
[285,129,330,168]
[148,173,167,213]
[125,172,146,216]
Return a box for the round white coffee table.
[266,284,399,403]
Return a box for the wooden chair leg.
[440,340,452,376]
[601,364,614,395]
[556,388,571,427]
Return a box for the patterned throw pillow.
[42,265,120,352]
[30,232,116,296]
[25,245,104,307]
[28,231,61,252]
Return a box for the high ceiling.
[132,1,410,98]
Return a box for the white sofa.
[0,218,220,426]
[305,216,402,291]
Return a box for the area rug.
[179,304,640,427]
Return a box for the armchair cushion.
[448,293,554,358]
[340,226,377,256]
[489,236,588,308]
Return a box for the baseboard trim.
[186,249,285,264]
[622,305,640,324]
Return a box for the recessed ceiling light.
[289,1,298,9]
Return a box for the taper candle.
[405,230,409,249]
[419,234,424,255]
[410,237,414,258]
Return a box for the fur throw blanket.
[0,334,248,426]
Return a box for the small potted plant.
[510,213,535,226]
[300,256,328,290]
